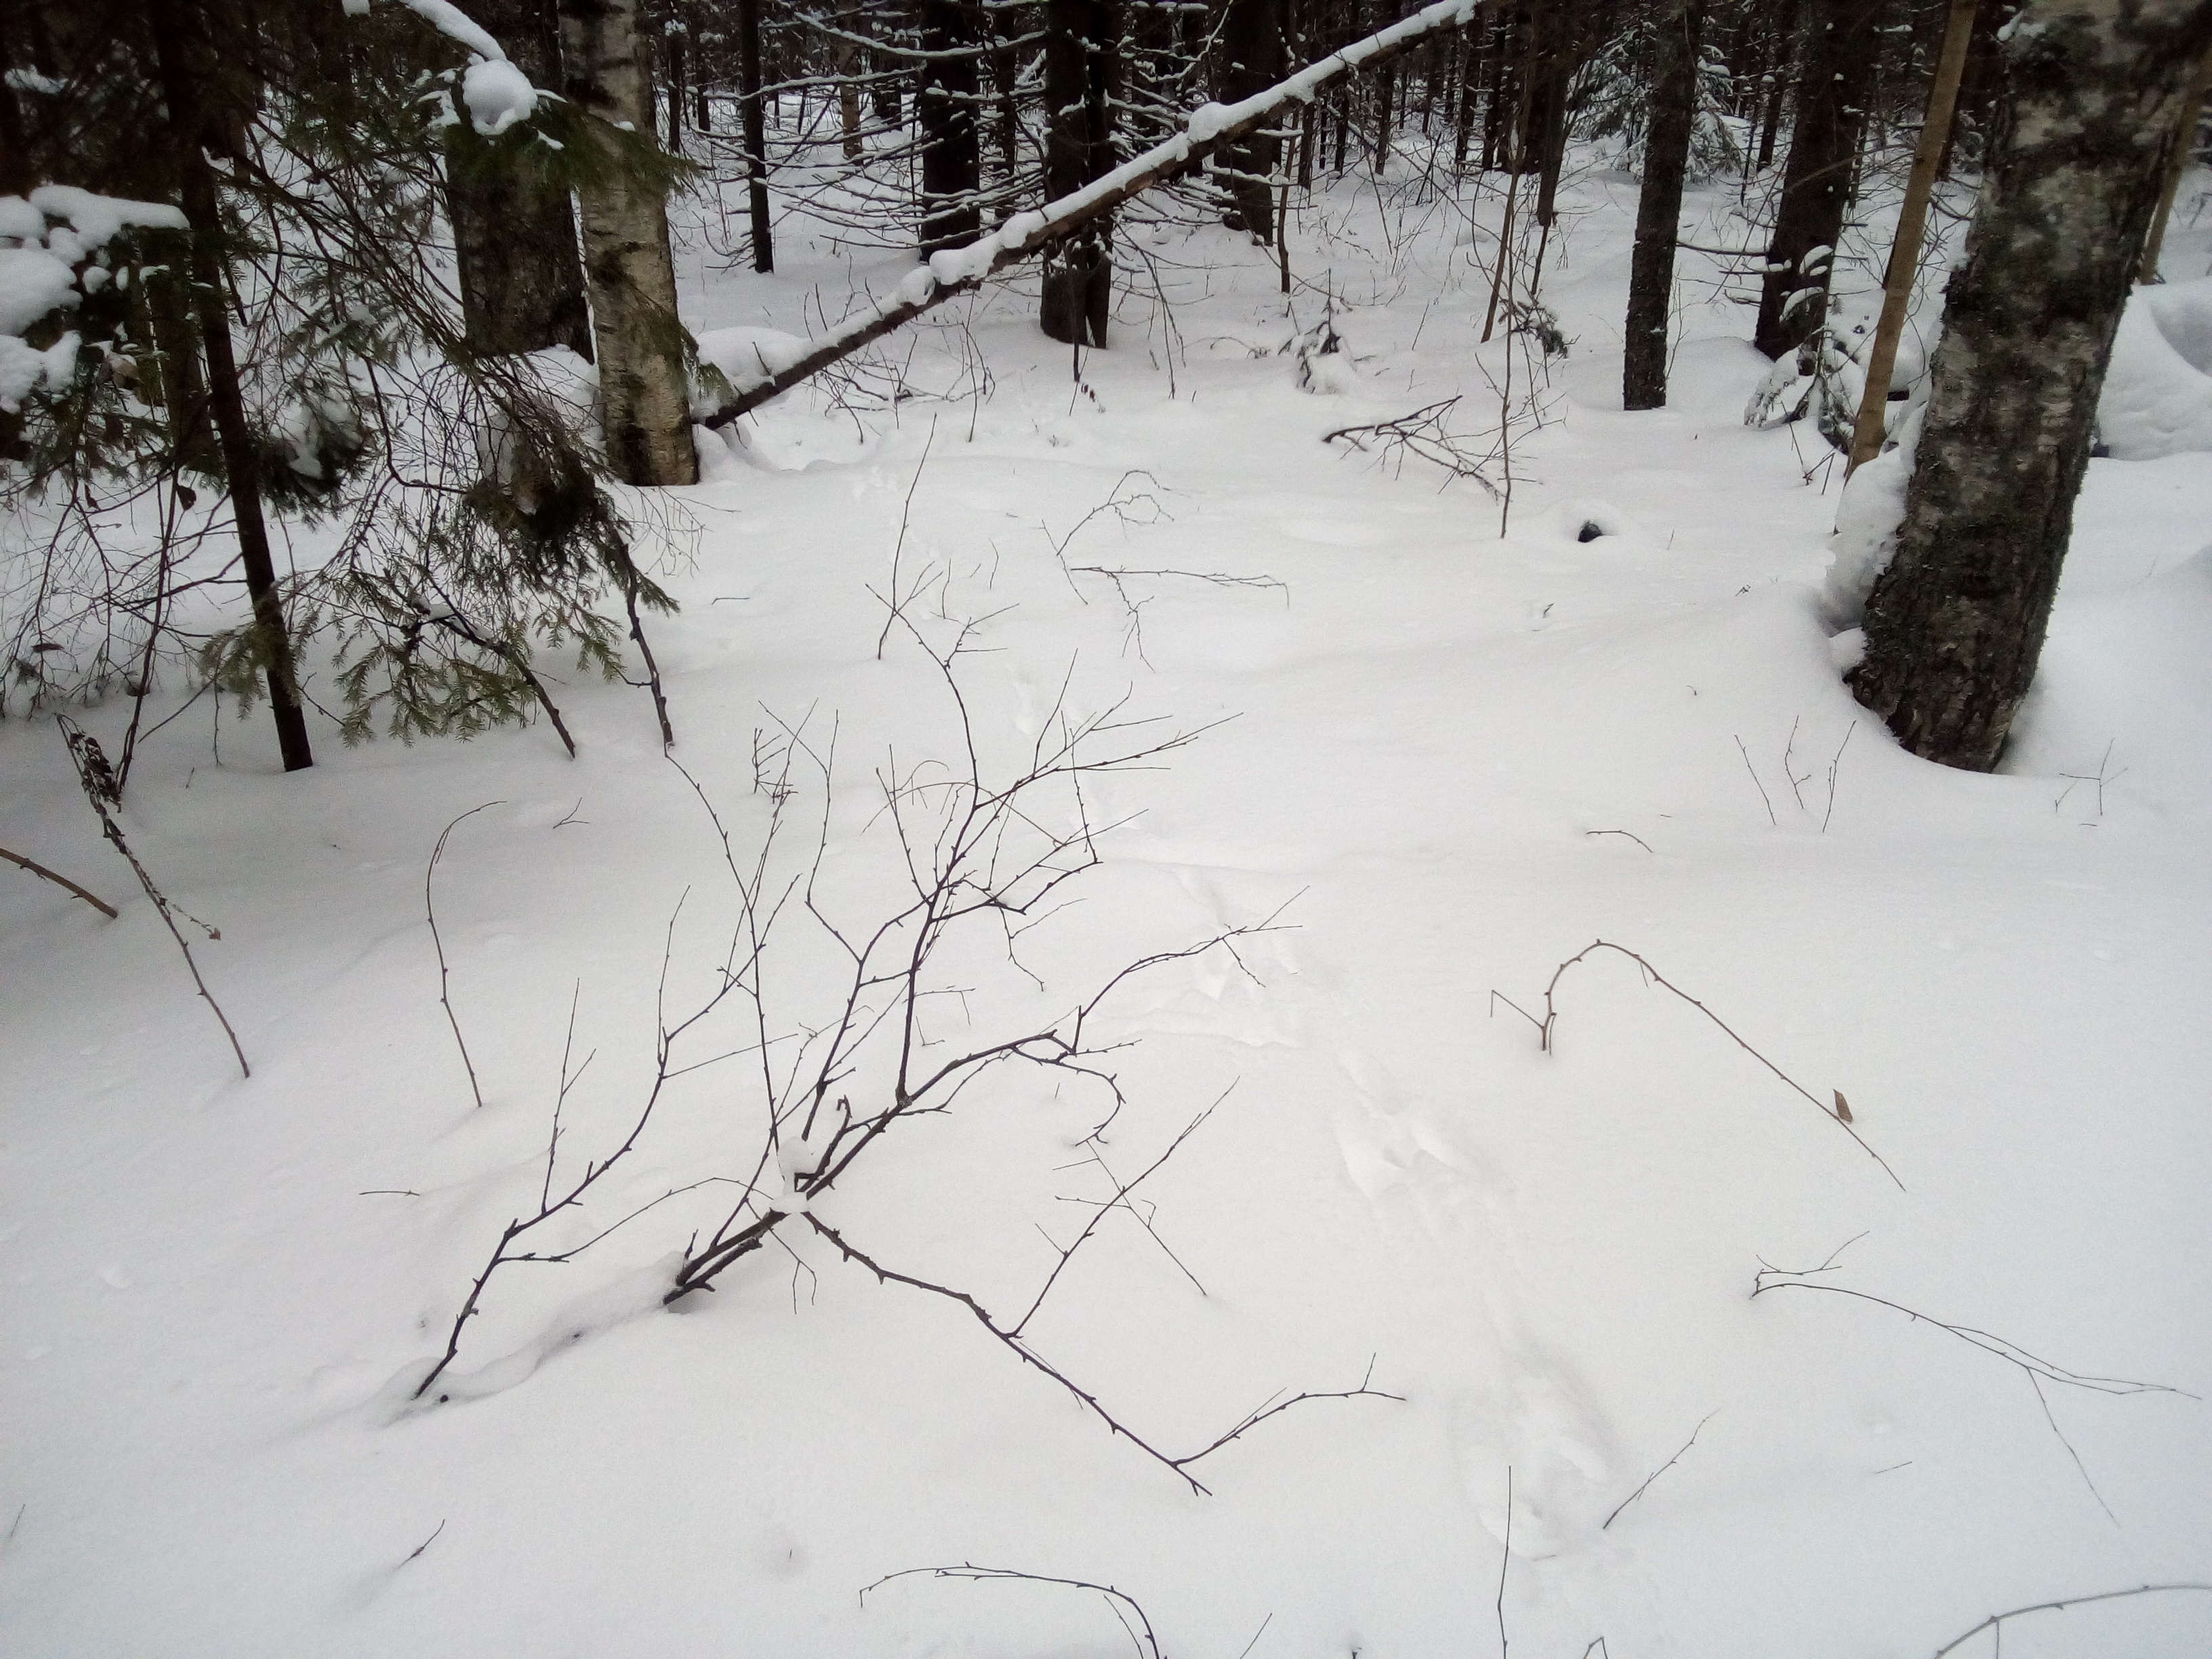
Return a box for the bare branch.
[1515,939,1904,1191]
[0,842,119,918]
[1929,1584,2212,1659]
[427,802,503,1110]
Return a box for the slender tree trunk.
[1219,0,1285,237]
[739,0,775,270]
[1452,7,1485,171]
[1755,0,1885,359]
[2139,44,2212,279]
[990,1,1020,180]
[559,0,699,487]
[1843,0,1976,473]
[1373,0,1401,171]
[146,0,314,770]
[1623,0,1704,410]
[918,0,981,253]
[1850,0,2212,772]
[1755,47,1786,169]
[663,20,685,153]
[1528,0,1573,228]
[447,0,593,361]
[1042,0,1117,344]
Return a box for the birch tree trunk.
[558,0,697,487]
[1622,0,1703,410]
[1850,0,2212,771]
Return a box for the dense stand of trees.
[4,0,2207,776]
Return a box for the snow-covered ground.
[5,152,2211,1658]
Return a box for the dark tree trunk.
[918,0,981,253]
[1042,0,1117,344]
[1623,0,1704,410]
[1755,44,1787,168]
[990,3,1020,180]
[1373,0,1401,170]
[1849,0,2212,772]
[447,0,593,361]
[738,0,774,270]
[663,20,684,152]
[1218,0,1285,236]
[0,14,33,197]
[1452,10,1483,171]
[1528,2,1574,227]
[1754,0,1884,359]
[146,0,314,771]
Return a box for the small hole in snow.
[1576,521,1605,543]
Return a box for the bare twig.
[1496,1465,1513,1659]
[876,417,938,661]
[619,567,676,749]
[808,1214,1399,1494]
[398,1519,446,1567]
[1517,940,1903,1189]
[1735,735,1778,827]
[1929,1584,2212,1658]
[862,1565,1163,1659]
[58,716,248,1080]
[1,843,118,918]
[1602,1412,1718,1529]
[1751,1263,2187,1401]
[427,802,502,1110]
[1755,1256,2188,1517]
[1582,830,1653,854]
[1323,396,1502,495]
[1822,723,1855,833]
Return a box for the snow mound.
[693,325,812,405]
[461,58,537,136]
[2098,277,2212,460]
[1822,407,1924,630]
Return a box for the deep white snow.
[3,146,2211,1659]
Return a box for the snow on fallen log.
[695,0,1483,432]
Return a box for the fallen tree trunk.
[695,0,1483,431]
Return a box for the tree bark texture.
[918,0,982,253]
[1755,0,1885,359]
[1218,0,1286,237]
[146,0,314,770]
[1850,0,2212,771]
[447,0,593,361]
[1042,0,1117,345]
[558,0,698,486]
[1622,0,1704,411]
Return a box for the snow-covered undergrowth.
[4,152,2211,1658]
